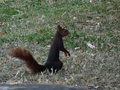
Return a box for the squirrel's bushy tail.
[8,47,46,74]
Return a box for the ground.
[0,0,120,90]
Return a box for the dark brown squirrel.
[8,25,70,74]
[44,25,70,73]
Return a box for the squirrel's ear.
[57,25,62,30]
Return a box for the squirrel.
[44,25,70,73]
[8,25,70,74]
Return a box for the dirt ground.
[0,0,120,90]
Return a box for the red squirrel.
[44,25,70,73]
[8,25,70,73]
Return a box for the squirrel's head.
[57,25,69,37]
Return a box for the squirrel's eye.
[64,30,67,33]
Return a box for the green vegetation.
[0,0,119,89]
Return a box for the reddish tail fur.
[8,47,46,74]
[8,25,70,74]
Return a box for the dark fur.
[9,25,70,74]
[45,25,70,73]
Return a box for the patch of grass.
[0,8,19,15]
[0,0,10,3]
[0,28,53,45]
[24,28,53,44]
[0,0,120,90]
[0,34,17,44]
[90,4,107,13]
[0,1,19,22]
[111,1,120,10]
[0,37,9,44]
[0,15,11,22]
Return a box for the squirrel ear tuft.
[57,25,62,30]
